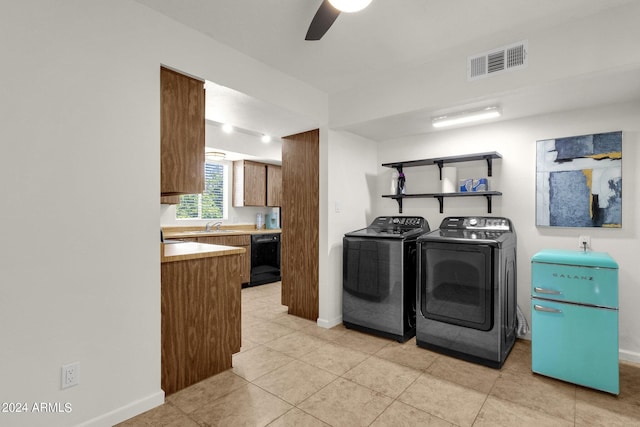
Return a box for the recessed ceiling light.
[329,0,373,13]
[222,123,233,133]
[432,106,501,128]
[261,134,272,143]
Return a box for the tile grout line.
[365,371,421,427]
[243,284,450,426]
[238,326,378,426]
[386,369,464,427]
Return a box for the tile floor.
[119,282,640,426]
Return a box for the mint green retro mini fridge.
[531,249,619,394]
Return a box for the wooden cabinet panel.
[160,195,181,205]
[233,160,282,207]
[281,129,319,321]
[233,160,267,207]
[244,161,267,205]
[267,164,282,207]
[196,235,251,284]
[160,67,205,196]
[161,254,241,395]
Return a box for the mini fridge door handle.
[534,304,562,314]
[534,287,562,295]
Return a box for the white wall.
[0,2,326,426]
[374,100,640,362]
[318,130,379,327]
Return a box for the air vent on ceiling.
[468,40,528,81]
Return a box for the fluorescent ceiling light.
[221,123,233,133]
[329,0,373,13]
[432,106,501,128]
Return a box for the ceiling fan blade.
[305,0,340,41]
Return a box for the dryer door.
[420,242,494,331]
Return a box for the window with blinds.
[176,162,227,219]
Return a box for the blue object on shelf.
[531,249,619,394]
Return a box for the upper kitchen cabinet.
[233,160,283,207]
[160,67,205,196]
[160,195,181,205]
[233,160,267,207]
[266,164,282,207]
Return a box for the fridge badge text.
[552,273,594,281]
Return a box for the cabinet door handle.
[534,304,562,314]
[534,287,562,295]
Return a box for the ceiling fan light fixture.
[206,151,226,160]
[328,0,372,13]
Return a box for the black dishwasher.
[249,233,281,286]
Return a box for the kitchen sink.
[181,229,244,235]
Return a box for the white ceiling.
[204,80,318,139]
[137,0,640,140]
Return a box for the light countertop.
[163,228,281,239]
[161,242,245,263]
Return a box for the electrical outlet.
[578,235,591,250]
[61,362,80,389]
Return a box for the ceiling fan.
[305,0,373,41]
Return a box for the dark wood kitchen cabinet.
[233,160,267,206]
[160,195,181,205]
[160,66,205,197]
[233,160,283,207]
[196,234,251,284]
[266,164,282,207]
[161,253,241,395]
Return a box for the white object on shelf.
[441,167,457,193]
[390,171,398,194]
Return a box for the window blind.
[176,162,225,219]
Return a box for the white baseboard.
[620,349,640,364]
[75,390,164,427]
[317,315,342,329]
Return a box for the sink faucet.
[205,221,222,231]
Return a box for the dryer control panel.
[440,216,512,231]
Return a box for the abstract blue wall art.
[536,131,622,228]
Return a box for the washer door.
[343,237,399,301]
[420,242,494,331]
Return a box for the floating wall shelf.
[381,152,502,213]
[382,191,502,214]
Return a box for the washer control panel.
[371,216,428,232]
[440,216,512,231]
[374,216,425,228]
